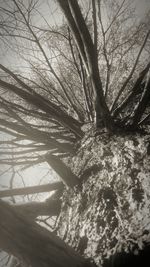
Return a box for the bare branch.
[113,61,150,117]
[111,29,150,111]
[97,0,111,98]
[13,199,61,219]
[0,182,63,198]
[45,154,79,187]
[92,0,98,58]
[0,199,85,267]
[57,0,113,130]
[131,77,150,127]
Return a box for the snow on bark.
[56,132,150,266]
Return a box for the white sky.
[0,0,150,66]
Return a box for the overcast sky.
[0,0,150,66]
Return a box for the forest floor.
[55,129,150,266]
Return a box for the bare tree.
[0,0,150,266]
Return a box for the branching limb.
[0,200,86,267]
[45,154,79,187]
[13,198,61,219]
[57,0,114,130]
[111,29,150,112]
[131,77,150,127]
[0,182,63,198]
[113,61,150,117]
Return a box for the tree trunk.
[56,133,150,266]
[0,200,95,267]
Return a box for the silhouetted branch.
[113,62,150,117]
[131,78,150,127]
[111,29,150,111]
[0,182,63,198]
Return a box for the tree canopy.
[0,0,149,167]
